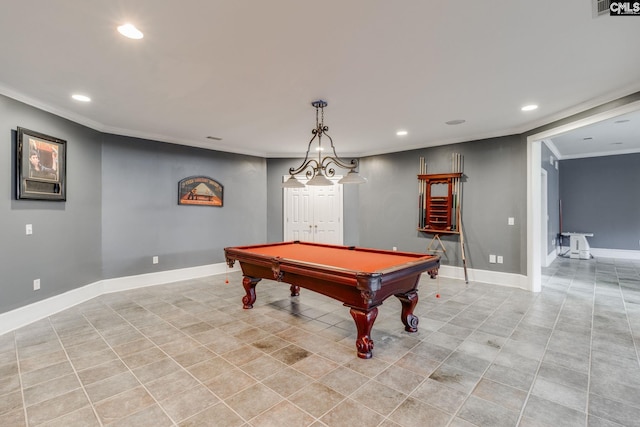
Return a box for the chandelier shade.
[282,100,366,188]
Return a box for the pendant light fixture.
[283,100,366,188]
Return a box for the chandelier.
[282,100,367,188]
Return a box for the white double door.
[283,179,343,245]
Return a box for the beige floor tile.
[187,356,234,383]
[40,406,100,427]
[318,366,369,396]
[178,402,245,427]
[146,369,200,401]
[0,407,26,426]
[351,380,407,417]
[23,373,80,407]
[250,400,315,427]
[269,344,311,365]
[320,398,385,427]
[262,367,313,397]
[67,348,119,371]
[76,359,129,386]
[388,397,452,427]
[240,354,287,380]
[1,258,636,427]
[375,364,426,395]
[18,349,68,373]
[132,357,181,383]
[159,384,219,423]
[172,345,217,368]
[120,346,167,369]
[0,373,21,396]
[26,388,89,426]
[205,368,257,400]
[105,404,173,427]
[93,385,155,424]
[224,383,283,420]
[21,360,74,389]
[84,371,141,404]
[292,354,339,379]
[289,382,346,419]
[0,389,23,417]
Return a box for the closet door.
[284,178,343,244]
[313,184,343,244]
[284,185,313,242]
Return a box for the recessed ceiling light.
[445,119,466,125]
[117,23,144,39]
[521,104,538,112]
[72,94,91,102]
[396,130,408,136]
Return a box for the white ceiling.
[1,0,639,159]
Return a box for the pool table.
[224,241,440,359]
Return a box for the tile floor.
[1,256,639,426]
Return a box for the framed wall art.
[178,176,223,206]
[16,127,66,201]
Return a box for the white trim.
[546,249,558,267]
[0,262,237,336]
[558,247,640,260]
[438,265,528,290]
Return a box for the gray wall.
[101,134,267,279]
[266,135,528,275]
[1,95,102,313]
[542,142,561,255]
[559,153,640,250]
[1,94,267,314]
[357,135,527,274]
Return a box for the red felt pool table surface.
[239,241,433,272]
[224,241,440,359]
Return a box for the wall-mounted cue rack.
[418,154,468,283]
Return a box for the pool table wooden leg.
[396,290,419,332]
[290,285,300,296]
[242,276,261,309]
[350,307,378,359]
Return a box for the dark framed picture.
[16,127,66,200]
[178,176,223,206]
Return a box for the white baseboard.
[558,246,640,260]
[543,250,558,268]
[438,265,528,291]
[589,247,640,260]
[0,263,237,336]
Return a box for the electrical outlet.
[152,256,159,264]
[26,224,33,235]
[33,279,40,291]
[392,246,397,251]
[489,254,496,263]
[508,217,515,226]
[497,255,504,264]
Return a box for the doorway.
[283,178,344,245]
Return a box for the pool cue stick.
[457,153,468,284]
[419,157,424,228]
[422,158,427,228]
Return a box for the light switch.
[508,217,515,226]
[26,224,33,235]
